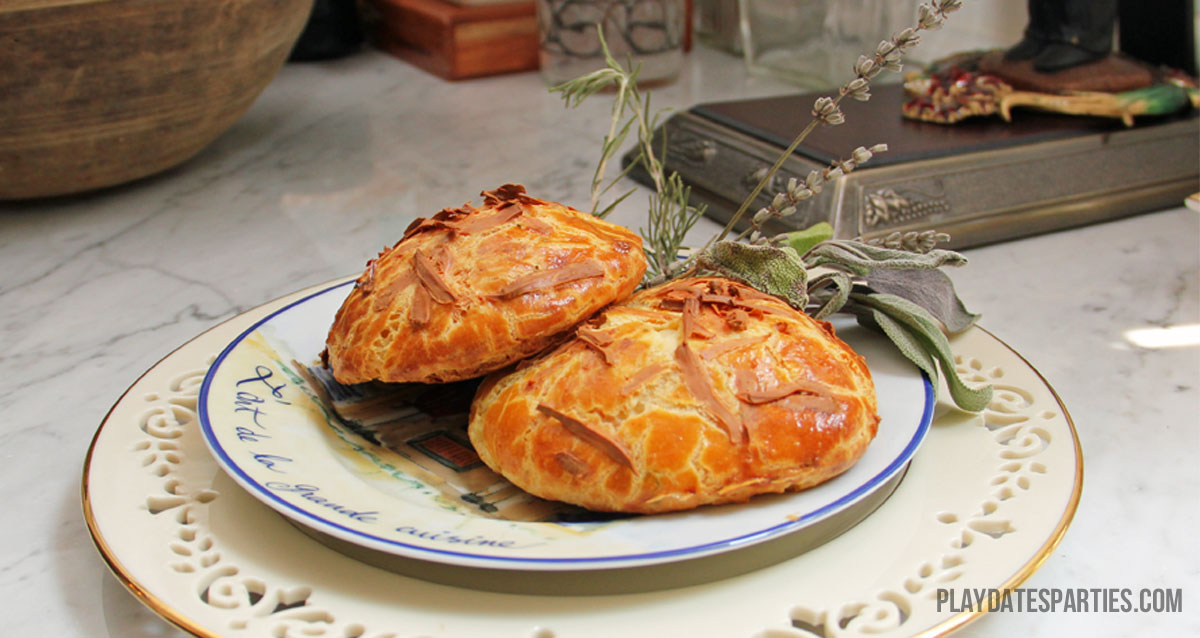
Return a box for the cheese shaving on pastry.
[468,277,880,514]
[325,185,646,384]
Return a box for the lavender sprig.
[658,0,963,282]
[747,144,889,243]
[866,229,953,253]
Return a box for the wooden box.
[368,0,539,80]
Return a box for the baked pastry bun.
[468,277,880,514]
[325,185,646,384]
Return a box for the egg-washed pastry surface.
[468,277,880,514]
[325,185,646,384]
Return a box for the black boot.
[1033,0,1117,72]
[1033,42,1107,71]
[1006,0,1057,60]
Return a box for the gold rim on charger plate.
[80,283,1084,638]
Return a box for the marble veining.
[1,37,1197,638]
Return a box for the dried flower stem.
[865,229,952,253]
[744,143,888,244]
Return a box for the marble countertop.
[1,44,1196,637]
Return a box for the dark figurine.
[1005,0,1117,72]
[904,0,1198,125]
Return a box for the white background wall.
[906,0,1027,63]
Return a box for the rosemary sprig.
[552,25,706,279]
[551,62,635,217]
[644,173,703,280]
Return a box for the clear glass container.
[536,0,687,86]
[739,0,917,89]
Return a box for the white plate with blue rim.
[198,279,933,572]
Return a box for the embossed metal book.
[629,84,1198,248]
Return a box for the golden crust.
[325,185,646,384]
[468,277,880,514]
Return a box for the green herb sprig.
[553,26,706,281]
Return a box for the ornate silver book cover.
[628,88,1198,248]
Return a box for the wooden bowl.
[0,0,313,199]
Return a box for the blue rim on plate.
[198,280,934,570]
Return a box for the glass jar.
[536,0,687,86]
[739,0,917,89]
[694,0,742,54]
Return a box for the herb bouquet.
[554,0,992,412]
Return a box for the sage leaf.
[850,291,993,412]
[780,222,834,257]
[865,267,980,333]
[858,306,940,394]
[805,239,968,276]
[698,241,808,309]
[808,270,853,320]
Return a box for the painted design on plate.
[134,361,396,638]
[285,345,618,526]
[206,330,568,553]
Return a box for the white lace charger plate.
[195,280,932,572]
[84,280,1081,638]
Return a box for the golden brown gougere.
[324,184,646,384]
[469,277,881,514]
